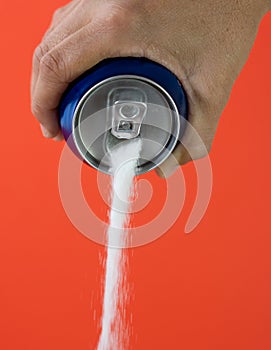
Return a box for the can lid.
[72,76,180,174]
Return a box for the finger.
[156,114,216,178]
[32,79,68,137]
[156,144,192,178]
[44,0,87,42]
[40,125,64,141]
[31,23,110,137]
[31,0,87,98]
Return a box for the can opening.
[118,120,134,131]
[108,87,147,140]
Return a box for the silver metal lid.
[72,76,181,174]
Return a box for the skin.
[31,0,271,177]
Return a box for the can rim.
[72,75,181,175]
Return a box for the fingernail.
[155,167,165,178]
[53,132,64,142]
[156,164,179,179]
[156,155,180,178]
[40,125,53,138]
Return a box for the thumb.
[155,144,192,178]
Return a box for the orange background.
[1,1,271,349]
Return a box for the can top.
[60,58,188,175]
[73,76,180,174]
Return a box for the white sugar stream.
[97,138,142,350]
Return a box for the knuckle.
[53,7,62,18]
[52,7,65,22]
[39,50,65,80]
[33,43,49,65]
[99,3,138,36]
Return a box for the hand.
[31,0,271,174]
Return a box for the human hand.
[31,0,271,174]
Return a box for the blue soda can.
[59,57,188,174]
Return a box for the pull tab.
[108,87,147,139]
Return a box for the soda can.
[60,57,188,174]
